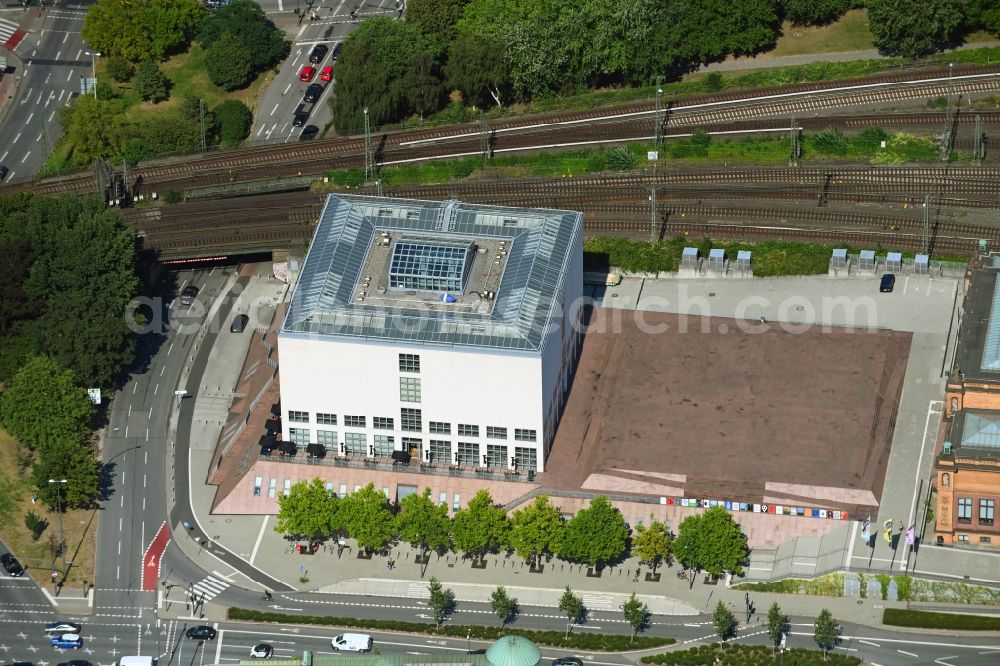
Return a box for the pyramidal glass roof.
[281,195,582,353]
[389,238,473,293]
[961,412,1000,450]
[982,278,1000,371]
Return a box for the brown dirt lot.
[0,429,97,589]
[542,308,911,516]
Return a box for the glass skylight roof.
[389,239,473,292]
[282,195,582,353]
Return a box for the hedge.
[227,608,675,651]
[883,608,1000,631]
[640,643,861,666]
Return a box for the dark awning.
[270,402,281,417]
[391,450,411,464]
[259,434,276,448]
[306,443,326,456]
[266,417,281,434]
[279,441,297,454]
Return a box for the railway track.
[14,64,1000,197]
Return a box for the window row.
[287,412,534,442]
[957,497,995,525]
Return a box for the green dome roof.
[485,636,541,666]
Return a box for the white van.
[119,657,155,666]
[330,633,373,652]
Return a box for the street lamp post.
[84,51,101,98]
[48,479,67,579]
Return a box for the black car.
[879,273,896,293]
[230,314,250,333]
[1,552,24,577]
[292,110,310,127]
[185,626,217,641]
[329,42,341,61]
[552,659,583,666]
[303,84,323,103]
[0,165,9,181]
[179,284,199,306]
[308,44,328,64]
[57,661,92,666]
[299,125,320,141]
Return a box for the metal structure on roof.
[388,238,474,292]
[981,279,1000,371]
[708,248,726,270]
[885,252,902,273]
[914,254,929,274]
[735,250,752,272]
[282,195,582,353]
[960,412,1000,449]
[681,247,699,269]
[858,250,876,271]
[831,248,848,269]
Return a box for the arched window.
[942,473,950,487]
[951,397,959,413]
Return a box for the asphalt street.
[0,2,91,184]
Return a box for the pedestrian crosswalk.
[0,19,17,43]
[582,594,613,610]
[190,574,230,602]
[406,582,428,598]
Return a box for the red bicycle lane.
[140,521,171,592]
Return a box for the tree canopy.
[813,608,842,656]
[632,518,672,573]
[214,100,252,146]
[198,0,288,75]
[134,62,170,103]
[509,494,564,563]
[558,496,630,568]
[274,478,339,538]
[82,0,207,62]
[490,586,517,628]
[0,355,93,451]
[621,593,650,640]
[673,506,749,577]
[451,489,510,561]
[781,0,850,27]
[713,601,738,640]
[767,602,790,651]
[406,0,470,47]
[205,32,255,91]
[395,488,452,555]
[339,483,395,553]
[558,586,584,624]
[867,0,965,57]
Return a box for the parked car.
[57,661,91,666]
[299,125,320,141]
[330,633,372,652]
[0,165,9,181]
[298,66,316,82]
[552,659,583,666]
[879,273,896,293]
[308,44,328,64]
[329,42,341,61]
[45,622,82,634]
[1,552,24,576]
[179,285,199,305]
[320,65,333,82]
[292,110,310,127]
[250,644,273,659]
[51,634,83,649]
[230,314,250,333]
[303,83,323,103]
[185,626,217,641]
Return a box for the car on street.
[298,66,316,82]
[1,552,24,576]
[45,622,82,634]
[320,65,333,82]
[329,42,341,61]
[879,273,896,293]
[250,644,273,659]
[179,285,199,305]
[303,83,323,103]
[0,165,9,181]
[330,633,372,652]
[230,314,250,333]
[299,125,320,141]
[292,109,310,127]
[186,626,217,641]
[51,633,83,649]
[552,659,583,666]
[308,44,328,64]
[57,660,91,666]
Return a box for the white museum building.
[277,195,584,473]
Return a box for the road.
[0,3,91,184]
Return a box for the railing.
[183,175,316,200]
[258,453,539,484]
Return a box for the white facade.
[277,195,584,473]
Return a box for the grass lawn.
[767,10,875,57]
[0,429,97,590]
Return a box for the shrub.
[205,32,254,91]
[703,72,725,92]
[226,608,675,651]
[134,62,170,103]
[884,608,1000,630]
[641,644,860,665]
[163,189,183,204]
[24,511,47,540]
[810,127,849,156]
[604,145,637,171]
[214,100,253,146]
[851,127,888,152]
[106,56,135,83]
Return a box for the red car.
[298,66,316,82]
[320,65,334,82]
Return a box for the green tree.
[24,511,47,541]
[867,0,964,58]
[713,600,737,640]
[781,0,849,26]
[330,16,442,132]
[558,496,629,569]
[427,576,456,626]
[621,592,650,641]
[673,506,749,579]
[274,478,339,539]
[0,237,36,336]
[82,0,206,61]
[490,585,518,628]
[632,518,672,574]
[198,0,288,74]
[396,488,452,573]
[134,62,170,103]
[213,100,252,146]
[339,483,395,553]
[509,494,564,565]
[451,489,510,563]
[767,602,790,652]
[0,356,93,451]
[969,0,1000,35]
[813,608,842,657]
[205,32,255,91]
[445,34,511,109]
[31,438,101,510]
[558,586,585,624]
[58,95,130,163]
[406,0,470,46]
[106,56,135,83]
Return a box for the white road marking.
[12,132,21,143]
[901,400,943,570]
[270,103,280,116]
[249,516,269,564]
[66,70,73,82]
[63,33,69,43]
[897,650,918,658]
[47,110,54,122]
[0,151,7,161]
[282,82,291,95]
[25,112,33,125]
[20,151,30,163]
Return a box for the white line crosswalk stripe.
[582,594,614,610]
[0,19,18,42]
[406,583,428,598]
[190,575,230,601]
